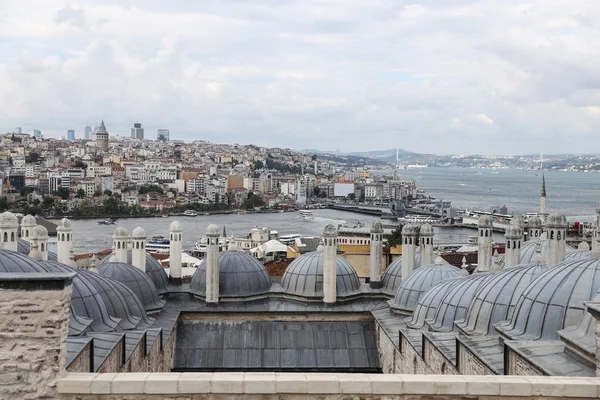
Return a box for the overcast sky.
[1,1,599,155]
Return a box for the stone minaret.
[540,174,547,223]
[131,227,147,272]
[20,214,37,243]
[593,200,600,253]
[504,224,523,269]
[112,227,129,263]
[205,224,220,304]
[546,212,567,265]
[369,222,384,288]
[35,225,49,261]
[527,215,542,241]
[56,218,73,264]
[323,224,338,305]
[0,211,19,251]
[401,224,418,278]
[169,221,183,285]
[419,223,434,266]
[477,215,493,272]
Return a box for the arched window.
[480,230,484,237]
[550,231,554,240]
[485,231,489,237]
[507,242,511,249]
[3,232,7,242]
[10,232,14,242]
[41,243,45,251]
[25,230,28,238]
[117,242,121,249]
[557,231,562,240]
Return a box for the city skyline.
[1,1,599,155]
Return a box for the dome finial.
[532,241,545,265]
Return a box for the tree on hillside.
[76,188,86,199]
[54,188,70,200]
[385,227,403,248]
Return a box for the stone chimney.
[419,223,434,266]
[369,222,384,288]
[20,214,37,243]
[477,215,493,272]
[504,224,523,269]
[35,225,49,261]
[112,227,129,263]
[131,227,147,272]
[56,218,73,265]
[169,221,183,285]
[323,224,338,305]
[0,211,19,251]
[546,212,567,265]
[401,224,418,278]
[527,215,542,241]
[205,224,220,304]
[27,227,41,260]
[594,200,600,253]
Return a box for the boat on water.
[298,210,314,219]
[97,218,116,225]
[146,235,171,254]
[397,215,440,225]
[279,234,302,246]
[183,210,198,217]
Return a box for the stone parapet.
[57,372,600,398]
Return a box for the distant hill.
[298,148,418,158]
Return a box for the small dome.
[504,224,522,238]
[170,221,183,232]
[17,239,57,261]
[96,252,168,294]
[131,226,146,238]
[98,262,165,312]
[33,225,48,238]
[428,273,493,332]
[496,258,600,341]
[323,224,337,236]
[457,263,549,336]
[546,212,567,227]
[0,212,18,228]
[381,253,452,296]
[371,221,383,233]
[191,250,272,298]
[389,264,460,314]
[0,249,50,272]
[280,251,360,298]
[401,224,419,235]
[578,241,591,251]
[21,214,37,227]
[477,215,493,228]
[565,250,592,261]
[528,216,542,228]
[406,278,460,329]
[57,218,72,230]
[419,223,434,235]
[206,224,220,236]
[511,216,525,229]
[113,226,128,238]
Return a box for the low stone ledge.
[0,272,76,290]
[57,372,600,398]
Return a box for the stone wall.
[377,324,399,373]
[67,342,92,373]
[398,335,432,374]
[505,350,544,376]
[97,338,125,373]
[423,339,458,375]
[122,336,146,373]
[0,273,74,400]
[457,343,494,375]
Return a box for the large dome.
[381,253,422,296]
[405,278,460,329]
[280,251,360,298]
[456,263,549,336]
[17,239,58,261]
[0,249,51,272]
[190,250,272,298]
[389,264,460,314]
[96,252,168,295]
[98,262,165,312]
[427,273,492,332]
[496,258,600,341]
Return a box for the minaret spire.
[541,173,546,198]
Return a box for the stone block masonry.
[0,272,75,400]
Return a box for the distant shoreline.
[44,209,294,220]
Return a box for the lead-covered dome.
[0,249,50,272]
[546,212,568,226]
[96,252,168,295]
[98,262,165,312]
[281,251,360,298]
[389,264,460,314]
[498,239,575,268]
[405,278,460,329]
[381,253,451,296]
[496,258,600,341]
[191,250,271,298]
[457,263,549,336]
[17,239,58,261]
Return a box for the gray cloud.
[0,0,599,155]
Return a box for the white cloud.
[0,0,599,154]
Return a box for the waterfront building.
[95,119,109,151]
[131,121,144,139]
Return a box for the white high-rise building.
[84,125,92,139]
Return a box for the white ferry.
[146,236,171,254]
[279,234,302,246]
[183,210,198,217]
[298,210,314,219]
[397,215,439,225]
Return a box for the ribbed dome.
[478,215,492,227]
[511,216,525,229]
[170,221,183,232]
[419,223,434,235]
[381,253,451,296]
[113,226,128,237]
[98,262,165,312]
[505,224,522,238]
[206,223,219,236]
[496,258,600,341]
[191,250,272,298]
[17,239,57,261]
[131,226,146,238]
[565,250,592,261]
[280,251,360,298]
[546,212,567,226]
[0,249,50,272]
[21,214,37,227]
[405,278,460,329]
[0,211,18,227]
[96,252,168,295]
[428,273,493,332]
[528,215,542,228]
[389,264,460,314]
[456,263,549,336]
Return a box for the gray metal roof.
[380,253,421,296]
[504,340,595,376]
[427,273,493,332]
[405,278,460,329]
[173,319,380,372]
[68,305,93,336]
[389,264,460,314]
[456,263,549,336]
[190,250,272,298]
[496,258,600,341]
[498,240,576,268]
[98,262,165,312]
[0,249,49,272]
[17,239,58,261]
[97,252,169,295]
[565,250,592,261]
[280,251,361,298]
